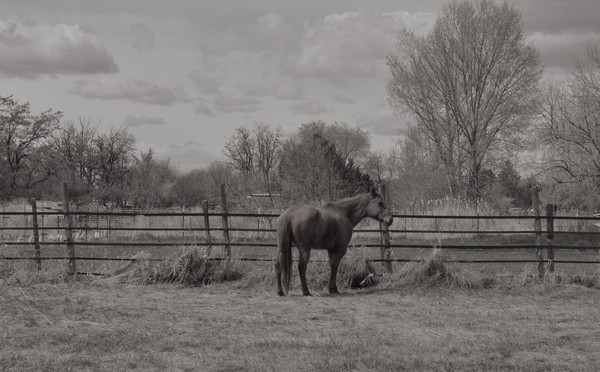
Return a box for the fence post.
[379,183,392,273]
[30,198,42,271]
[532,186,544,277]
[1,202,4,240]
[62,183,76,275]
[546,204,555,273]
[181,206,186,240]
[40,201,44,243]
[202,200,212,256]
[220,184,231,260]
[96,203,99,237]
[24,203,29,238]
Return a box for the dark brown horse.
[276,188,393,296]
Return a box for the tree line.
[2,0,600,212]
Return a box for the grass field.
[2,263,600,371]
[3,205,600,370]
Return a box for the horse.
[275,187,393,296]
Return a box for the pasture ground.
[2,279,600,371]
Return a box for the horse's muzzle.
[383,216,394,226]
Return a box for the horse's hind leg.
[298,248,311,296]
[327,249,344,295]
[275,254,284,296]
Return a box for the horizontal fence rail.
[2,194,600,277]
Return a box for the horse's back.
[278,204,352,250]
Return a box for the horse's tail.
[277,215,293,295]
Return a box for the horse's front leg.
[327,248,345,295]
[298,248,311,296]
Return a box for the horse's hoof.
[277,290,285,297]
[303,292,312,297]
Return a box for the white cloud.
[289,10,435,83]
[189,70,225,95]
[357,108,407,136]
[72,78,190,105]
[165,142,219,170]
[0,18,118,78]
[332,92,355,104]
[527,31,600,69]
[256,13,285,34]
[130,23,155,52]
[237,83,275,97]
[275,83,304,100]
[236,81,304,100]
[124,115,165,127]
[195,98,215,116]
[214,94,259,113]
[291,99,332,115]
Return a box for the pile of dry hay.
[389,249,495,289]
[103,248,242,286]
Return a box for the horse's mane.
[324,191,380,225]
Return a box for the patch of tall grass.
[0,259,70,286]
[98,248,243,286]
[380,248,495,290]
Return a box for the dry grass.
[96,248,244,286]
[0,259,70,286]
[2,248,600,371]
[382,248,496,290]
[1,277,600,371]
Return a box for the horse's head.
[366,186,394,226]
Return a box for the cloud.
[257,13,285,34]
[130,23,155,52]
[527,31,600,69]
[0,18,118,78]
[236,81,305,100]
[291,99,332,115]
[237,83,275,97]
[275,83,304,100]
[71,78,190,105]
[165,142,219,170]
[519,0,600,35]
[332,92,355,104]
[214,94,259,113]
[289,10,435,83]
[124,115,165,127]
[189,70,225,95]
[195,98,215,116]
[357,109,407,136]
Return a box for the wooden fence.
[1,186,600,277]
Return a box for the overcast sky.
[2,0,599,171]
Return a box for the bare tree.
[129,148,176,208]
[52,118,98,201]
[323,122,370,165]
[387,0,542,201]
[0,95,62,198]
[223,127,254,176]
[253,123,282,196]
[539,42,600,197]
[169,168,210,208]
[94,127,136,206]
